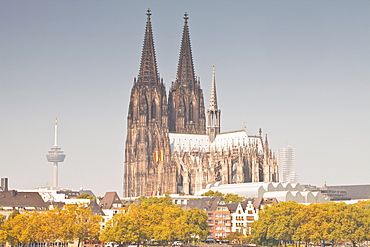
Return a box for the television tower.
[46,118,66,189]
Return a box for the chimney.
[1,178,9,192]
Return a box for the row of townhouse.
[181,196,277,239]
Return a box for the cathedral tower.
[124,9,176,197]
[124,10,279,198]
[168,13,206,134]
[207,66,221,142]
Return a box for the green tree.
[294,203,328,246]
[152,205,184,243]
[201,190,243,203]
[224,231,245,243]
[100,203,152,245]
[178,208,209,242]
[138,194,174,207]
[7,209,20,220]
[321,202,369,247]
[224,193,243,203]
[100,210,139,244]
[251,201,304,246]
[201,190,224,197]
[77,193,95,201]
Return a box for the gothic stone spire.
[175,12,196,87]
[168,13,206,134]
[207,66,221,142]
[137,8,159,84]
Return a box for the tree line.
[100,196,209,245]
[0,196,209,247]
[200,190,243,203]
[0,205,102,247]
[251,201,370,247]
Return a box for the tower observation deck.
[46,118,66,189]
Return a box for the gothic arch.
[151,99,157,120]
[139,94,149,124]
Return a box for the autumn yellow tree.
[28,209,61,244]
[139,196,208,242]
[59,204,102,247]
[0,214,6,243]
[0,205,101,247]
[100,203,151,245]
[101,196,209,245]
[0,213,33,246]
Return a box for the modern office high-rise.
[277,145,298,183]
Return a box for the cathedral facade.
[123,9,278,197]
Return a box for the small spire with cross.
[184,12,188,23]
[147,8,151,18]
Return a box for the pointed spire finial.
[147,8,151,19]
[184,12,189,23]
[209,66,218,110]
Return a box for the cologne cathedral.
[123,9,278,197]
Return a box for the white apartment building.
[277,145,298,183]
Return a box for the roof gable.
[0,190,48,209]
[99,192,123,209]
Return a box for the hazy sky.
[1,1,369,197]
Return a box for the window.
[151,100,156,119]
[216,213,228,219]
[217,206,228,211]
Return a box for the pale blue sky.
[1,1,369,197]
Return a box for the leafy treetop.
[201,190,243,203]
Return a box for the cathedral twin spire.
[175,12,196,87]
[168,12,207,134]
[135,9,218,135]
[137,9,159,85]
[125,10,278,197]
